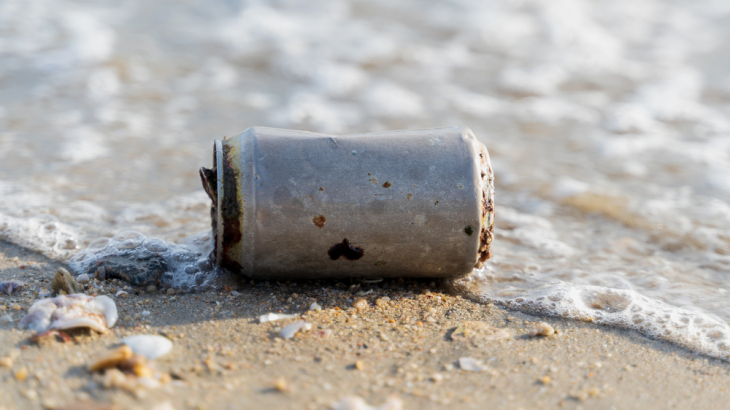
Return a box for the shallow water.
[2,0,730,358]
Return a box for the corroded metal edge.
[217,138,244,272]
[475,143,495,269]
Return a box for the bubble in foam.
[466,268,730,361]
[69,231,217,292]
[88,237,111,250]
[112,230,145,249]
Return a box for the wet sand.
[1,240,728,410]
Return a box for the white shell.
[279,321,312,339]
[122,335,173,360]
[19,294,117,333]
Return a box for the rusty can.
[199,126,494,280]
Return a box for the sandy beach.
[1,240,729,410]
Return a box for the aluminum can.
[199,126,494,280]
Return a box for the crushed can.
[199,126,494,280]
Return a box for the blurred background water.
[2,0,730,358]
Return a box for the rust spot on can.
[328,238,364,261]
[312,215,326,229]
[406,193,413,200]
[318,187,324,191]
[382,181,391,188]
[464,226,474,236]
[374,260,387,266]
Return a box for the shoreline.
[1,240,729,410]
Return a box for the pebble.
[273,377,290,393]
[122,335,173,360]
[353,299,368,310]
[116,290,129,298]
[166,288,176,295]
[231,291,241,296]
[146,285,157,292]
[458,357,489,372]
[279,321,312,339]
[0,356,12,367]
[76,274,90,284]
[355,360,366,370]
[309,302,322,311]
[529,322,555,337]
[51,268,82,295]
[14,367,28,381]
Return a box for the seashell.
[89,345,134,372]
[259,313,298,323]
[122,335,173,360]
[0,280,24,295]
[51,268,82,295]
[19,294,118,333]
[279,321,312,339]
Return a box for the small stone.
[76,274,90,284]
[540,375,552,384]
[122,335,173,360]
[273,377,290,393]
[115,290,129,298]
[431,373,443,382]
[166,288,176,295]
[309,302,322,311]
[231,291,241,297]
[14,367,28,381]
[146,285,157,292]
[353,299,368,310]
[530,322,555,337]
[458,357,489,372]
[52,268,82,295]
[13,304,20,311]
[0,356,12,367]
[354,360,365,370]
[375,297,390,307]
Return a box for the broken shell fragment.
[89,345,134,372]
[0,280,24,295]
[279,321,312,339]
[19,294,118,333]
[122,335,173,360]
[203,126,494,280]
[51,268,82,295]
